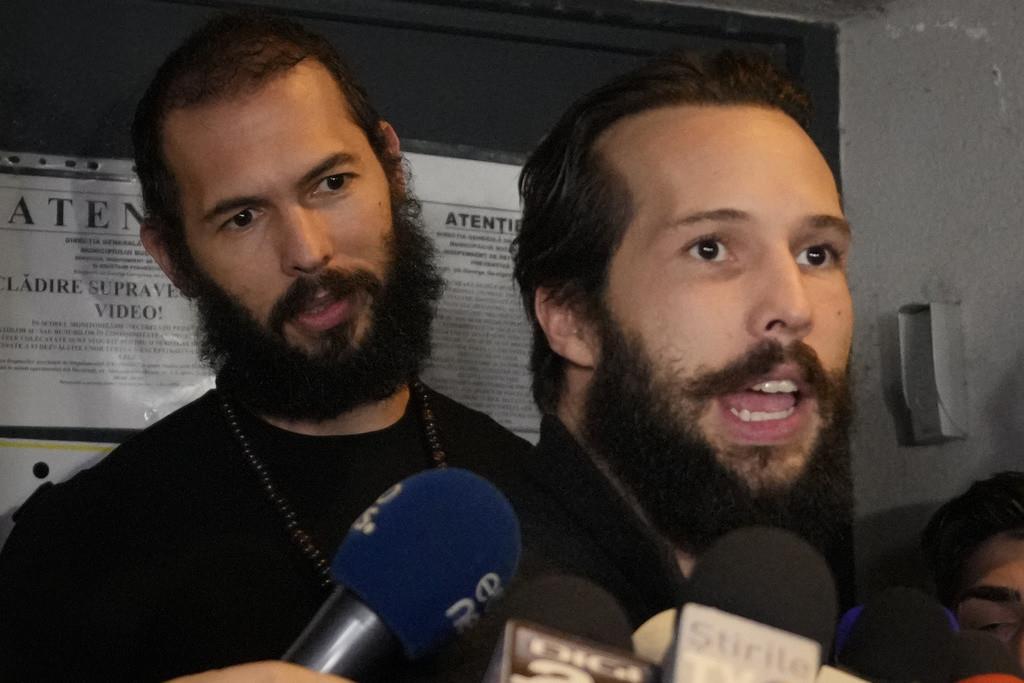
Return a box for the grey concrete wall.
[655,0,889,22]
[839,0,1024,595]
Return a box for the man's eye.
[688,238,728,262]
[978,622,1020,642]
[797,245,835,267]
[319,174,347,192]
[228,209,254,229]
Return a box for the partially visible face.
[956,533,1024,668]
[153,60,441,420]
[162,60,395,355]
[579,104,854,554]
[595,104,853,490]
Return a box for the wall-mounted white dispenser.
[896,302,968,445]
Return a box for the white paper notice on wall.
[0,153,215,430]
[0,151,537,440]
[407,152,538,442]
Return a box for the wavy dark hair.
[132,11,395,278]
[922,471,1024,605]
[512,50,813,412]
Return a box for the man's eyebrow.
[672,208,751,227]
[957,585,1023,605]
[201,152,358,223]
[297,152,357,187]
[667,210,851,237]
[807,214,852,236]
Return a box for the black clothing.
[0,387,528,681]
[508,415,687,624]
[405,414,687,680]
[0,397,685,682]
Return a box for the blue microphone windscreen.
[834,605,864,657]
[331,468,521,659]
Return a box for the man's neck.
[261,384,411,437]
[676,549,697,578]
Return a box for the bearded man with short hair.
[509,49,856,618]
[0,13,529,682]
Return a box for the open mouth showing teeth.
[733,405,794,421]
[288,290,355,333]
[730,407,795,423]
[728,379,800,423]
[750,379,799,394]
[302,298,335,315]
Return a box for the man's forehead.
[962,532,1024,589]
[975,532,1024,563]
[160,61,364,170]
[161,60,357,143]
[594,103,841,229]
[595,103,810,158]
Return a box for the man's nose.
[745,250,813,344]
[279,207,332,276]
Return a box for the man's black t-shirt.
[0,387,531,682]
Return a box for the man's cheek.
[692,404,727,446]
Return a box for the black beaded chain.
[219,379,447,589]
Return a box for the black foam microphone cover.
[837,586,955,683]
[951,629,1024,680]
[687,526,839,653]
[477,575,659,683]
[499,574,635,650]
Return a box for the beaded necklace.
[218,379,447,589]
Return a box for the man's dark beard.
[186,195,443,421]
[582,314,853,558]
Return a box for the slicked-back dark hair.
[132,11,393,274]
[512,50,813,413]
[922,471,1024,606]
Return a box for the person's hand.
[164,660,355,683]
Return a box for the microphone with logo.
[283,468,521,681]
[482,574,659,682]
[664,526,839,683]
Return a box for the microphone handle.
[283,587,400,678]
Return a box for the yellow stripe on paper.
[0,440,114,453]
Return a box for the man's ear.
[140,222,193,296]
[379,120,404,192]
[534,287,599,370]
